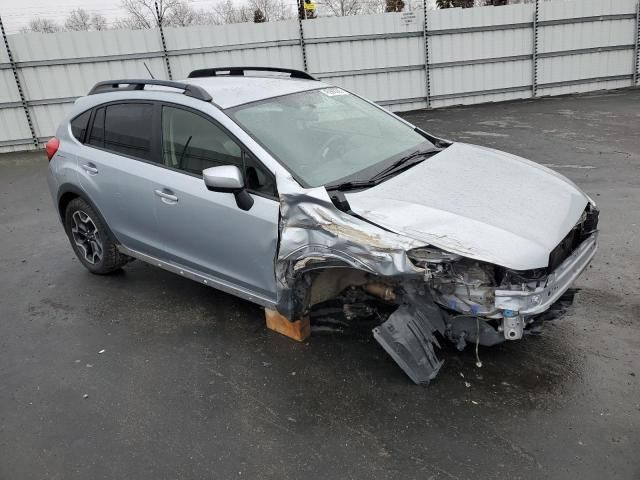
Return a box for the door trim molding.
[117,245,277,309]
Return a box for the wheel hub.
[71,210,103,265]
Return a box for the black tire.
[64,197,129,275]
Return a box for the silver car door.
[77,102,164,258]
[153,105,279,300]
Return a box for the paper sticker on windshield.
[321,88,348,97]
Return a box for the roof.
[182,76,328,109]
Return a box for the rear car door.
[77,102,165,257]
[152,104,279,301]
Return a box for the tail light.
[45,137,60,161]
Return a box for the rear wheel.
[64,197,128,274]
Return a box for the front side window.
[162,106,242,175]
[227,88,434,187]
[161,106,276,196]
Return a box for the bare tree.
[114,0,292,28]
[119,0,187,28]
[112,17,141,29]
[212,0,252,24]
[65,9,92,31]
[249,0,293,21]
[92,14,109,30]
[318,0,362,16]
[21,18,62,33]
[165,2,198,26]
[191,10,220,25]
[64,9,109,31]
[361,0,387,14]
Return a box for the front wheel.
[64,197,129,274]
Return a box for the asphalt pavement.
[1,89,638,479]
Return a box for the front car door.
[152,104,280,302]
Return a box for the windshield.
[227,88,434,187]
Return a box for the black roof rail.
[87,79,212,102]
[188,67,317,81]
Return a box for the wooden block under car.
[265,308,310,342]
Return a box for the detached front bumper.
[494,232,598,316]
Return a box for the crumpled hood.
[345,143,590,270]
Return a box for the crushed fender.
[272,175,594,385]
[275,176,423,320]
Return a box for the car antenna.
[143,62,155,79]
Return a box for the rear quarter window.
[70,110,91,142]
[88,107,105,147]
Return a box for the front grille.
[548,205,599,272]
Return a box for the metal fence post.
[423,0,431,108]
[155,2,173,80]
[0,15,39,149]
[532,0,540,97]
[297,0,309,72]
[633,2,640,86]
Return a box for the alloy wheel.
[71,210,103,265]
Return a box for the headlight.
[407,246,461,267]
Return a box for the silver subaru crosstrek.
[46,67,599,383]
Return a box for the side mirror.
[203,165,254,211]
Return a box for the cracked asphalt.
[1,89,639,479]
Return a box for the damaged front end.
[274,176,599,384]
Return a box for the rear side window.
[70,110,91,142]
[87,103,153,161]
[104,104,153,160]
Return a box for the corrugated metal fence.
[1,0,639,152]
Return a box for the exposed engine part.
[407,246,462,265]
[425,259,498,316]
[364,282,396,301]
[309,284,395,334]
[446,316,504,350]
[502,314,524,340]
[308,269,369,307]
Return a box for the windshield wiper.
[325,148,440,192]
[369,148,438,183]
[326,179,378,192]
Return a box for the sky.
[0,0,227,34]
